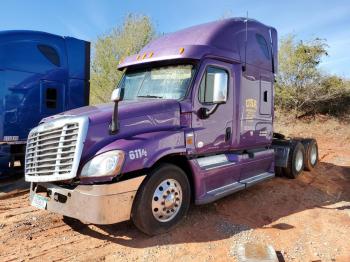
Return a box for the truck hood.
[42,99,182,161]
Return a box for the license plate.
[31,194,48,210]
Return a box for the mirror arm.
[199,102,223,119]
[206,103,220,116]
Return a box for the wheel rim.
[295,149,303,172]
[152,178,182,222]
[310,144,317,165]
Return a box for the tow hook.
[53,192,68,203]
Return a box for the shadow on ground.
[0,176,28,199]
[63,161,350,248]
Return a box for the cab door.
[191,59,234,155]
[191,59,238,193]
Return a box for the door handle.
[225,127,232,141]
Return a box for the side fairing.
[236,25,275,149]
[239,69,273,148]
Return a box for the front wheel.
[131,163,191,235]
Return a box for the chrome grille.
[25,116,88,182]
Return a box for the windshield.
[119,64,195,100]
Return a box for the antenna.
[245,11,248,41]
[243,11,248,72]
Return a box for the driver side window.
[199,66,228,104]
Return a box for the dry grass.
[274,111,350,143]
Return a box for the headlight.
[80,150,125,178]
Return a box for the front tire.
[131,163,191,235]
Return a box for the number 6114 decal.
[129,149,148,160]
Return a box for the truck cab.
[25,18,318,235]
[0,30,90,177]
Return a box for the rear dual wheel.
[131,163,191,236]
[302,139,318,171]
[284,142,305,179]
[281,139,319,179]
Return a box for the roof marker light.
[142,53,147,59]
[136,55,141,60]
[179,47,185,54]
[149,52,154,58]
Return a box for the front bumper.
[29,176,145,224]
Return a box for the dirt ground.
[0,116,349,262]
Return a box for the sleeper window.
[256,34,270,60]
[38,44,60,67]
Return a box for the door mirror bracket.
[198,102,224,119]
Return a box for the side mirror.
[199,67,228,104]
[211,71,228,104]
[111,88,121,102]
[110,88,122,134]
[198,67,228,119]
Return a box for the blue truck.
[0,30,90,177]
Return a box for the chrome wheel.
[152,179,182,222]
[310,144,317,165]
[295,149,304,172]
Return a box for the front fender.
[80,130,185,183]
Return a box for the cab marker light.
[186,133,194,145]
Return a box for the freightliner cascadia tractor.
[25,18,318,235]
[0,31,90,178]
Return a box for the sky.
[1,0,350,78]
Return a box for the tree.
[90,14,156,104]
[277,35,328,90]
[276,35,327,114]
[276,35,350,117]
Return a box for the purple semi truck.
[25,18,318,235]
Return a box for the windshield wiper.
[137,95,163,99]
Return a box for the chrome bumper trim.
[30,175,145,224]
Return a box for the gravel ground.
[0,116,349,262]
